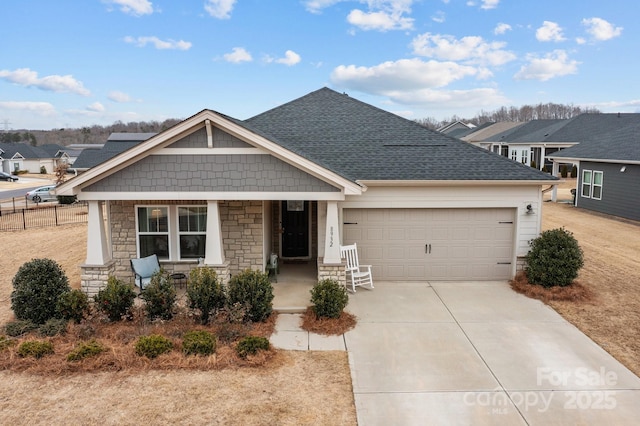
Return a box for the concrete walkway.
[271,281,640,425]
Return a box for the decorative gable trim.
[56,110,363,197]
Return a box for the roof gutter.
[356,179,560,187]
[548,156,640,165]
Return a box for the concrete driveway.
[345,281,640,425]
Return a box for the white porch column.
[323,201,341,264]
[85,200,110,265]
[551,160,560,202]
[205,200,225,265]
[540,146,546,170]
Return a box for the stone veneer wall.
[81,261,116,298]
[516,256,527,273]
[221,200,264,274]
[82,200,262,292]
[317,258,346,289]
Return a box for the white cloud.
[536,21,565,42]
[347,9,413,31]
[0,68,90,96]
[124,36,192,50]
[514,50,579,81]
[468,0,499,9]
[108,91,132,102]
[582,17,623,41]
[575,37,586,45]
[276,50,301,66]
[384,87,508,108]
[331,58,479,92]
[204,0,236,19]
[0,101,56,116]
[480,0,499,9]
[303,0,343,13]
[103,0,153,16]
[411,33,516,66]
[223,47,253,63]
[432,11,445,23]
[494,23,511,35]
[265,50,302,66]
[86,102,105,112]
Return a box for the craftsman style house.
[56,88,557,295]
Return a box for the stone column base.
[317,257,346,288]
[200,260,231,286]
[516,256,528,272]
[81,260,116,298]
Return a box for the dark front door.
[282,201,309,258]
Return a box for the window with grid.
[178,206,207,259]
[137,206,170,259]
[592,171,603,200]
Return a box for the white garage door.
[343,208,515,281]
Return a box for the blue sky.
[1,0,637,130]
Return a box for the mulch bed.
[509,271,595,303]
[0,307,280,375]
[300,307,357,336]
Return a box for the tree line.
[415,102,602,130]
[1,118,182,147]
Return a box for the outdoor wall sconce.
[620,166,626,172]
[526,204,534,214]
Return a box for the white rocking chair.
[340,243,374,293]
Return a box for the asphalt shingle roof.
[244,88,555,182]
[72,133,155,169]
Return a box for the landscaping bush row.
[1,332,269,361]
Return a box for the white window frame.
[510,148,518,161]
[581,170,592,198]
[592,171,603,200]
[177,205,207,260]
[135,205,171,260]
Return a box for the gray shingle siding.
[168,128,252,149]
[577,161,640,221]
[84,154,339,193]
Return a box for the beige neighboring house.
[55,88,558,296]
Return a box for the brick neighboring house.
[55,88,557,296]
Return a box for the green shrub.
[571,165,577,178]
[57,289,89,324]
[56,195,77,204]
[94,276,136,321]
[38,318,68,337]
[140,270,176,321]
[67,339,106,362]
[310,279,349,319]
[11,258,70,324]
[236,336,270,359]
[560,164,568,178]
[40,165,47,174]
[182,330,216,356]
[0,336,16,351]
[526,228,584,287]
[135,334,173,359]
[227,269,274,322]
[187,267,227,324]
[17,340,54,359]
[4,320,39,337]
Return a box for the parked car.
[26,185,57,203]
[0,171,18,182]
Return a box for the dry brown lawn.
[0,223,356,425]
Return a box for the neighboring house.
[436,120,476,135]
[547,116,640,221]
[56,88,557,296]
[471,119,574,169]
[460,121,525,149]
[70,133,156,173]
[0,142,64,174]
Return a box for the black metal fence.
[0,201,88,231]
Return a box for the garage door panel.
[343,208,515,281]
